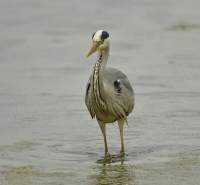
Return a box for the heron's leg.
[118,119,125,154]
[97,119,108,155]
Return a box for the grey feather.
[85,67,134,123]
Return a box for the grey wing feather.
[105,67,134,93]
[104,67,135,113]
[85,79,95,119]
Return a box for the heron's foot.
[120,149,125,157]
[97,151,125,163]
[104,153,112,162]
[111,150,125,159]
[97,152,112,163]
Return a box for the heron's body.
[86,67,134,123]
[85,30,134,155]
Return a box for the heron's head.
[86,30,110,58]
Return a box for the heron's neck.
[92,48,109,108]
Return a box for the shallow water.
[0,0,200,184]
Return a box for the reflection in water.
[97,153,128,164]
[89,160,136,185]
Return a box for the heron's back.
[103,67,134,112]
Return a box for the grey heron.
[85,30,134,156]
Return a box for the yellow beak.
[86,42,99,58]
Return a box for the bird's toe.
[120,150,125,157]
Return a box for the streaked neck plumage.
[92,46,110,108]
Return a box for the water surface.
[0,0,200,184]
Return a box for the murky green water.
[0,0,200,184]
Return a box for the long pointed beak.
[86,42,99,58]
